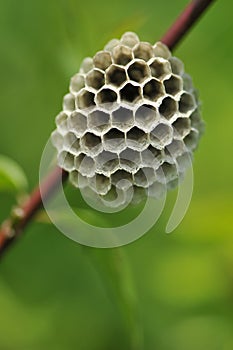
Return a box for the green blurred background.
[0,0,233,349]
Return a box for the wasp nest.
[52,32,204,207]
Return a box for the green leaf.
[0,155,28,195]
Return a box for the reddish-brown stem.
[0,167,68,256]
[0,0,216,259]
[161,0,216,50]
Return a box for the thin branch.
[161,0,216,50]
[0,0,216,259]
[0,167,68,257]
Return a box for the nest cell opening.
[149,58,171,79]
[150,123,173,148]
[120,83,141,103]
[77,90,96,109]
[159,97,178,119]
[179,93,196,114]
[103,128,126,152]
[93,51,112,70]
[127,60,149,83]
[68,111,87,135]
[112,106,134,130]
[127,126,148,150]
[97,88,118,105]
[143,79,164,101]
[86,69,105,90]
[164,75,182,96]
[88,110,110,133]
[106,65,127,87]
[133,42,153,61]
[112,45,133,65]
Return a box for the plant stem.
[87,247,144,349]
[161,0,216,50]
[0,167,68,257]
[0,0,216,259]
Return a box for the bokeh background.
[0,0,233,349]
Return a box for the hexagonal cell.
[81,132,102,156]
[141,146,162,168]
[149,58,171,80]
[179,92,196,114]
[127,127,148,151]
[148,144,162,157]
[112,106,134,130]
[93,51,112,70]
[102,184,135,208]
[64,132,77,149]
[74,153,84,169]
[104,39,120,52]
[156,163,169,183]
[68,111,87,136]
[75,153,95,177]
[147,181,166,199]
[190,108,201,125]
[77,89,96,110]
[164,74,182,95]
[172,117,191,138]
[143,79,164,101]
[190,109,205,134]
[121,32,139,48]
[165,139,185,160]
[175,152,192,173]
[182,73,194,92]
[135,104,159,131]
[86,69,105,90]
[56,111,68,132]
[64,132,80,154]
[88,110,110,134]
[111,169,133,190]
[80,57,94,73]
[70,73,85,94]
[95,150,120,175]
[141,145,163,169]
[96,88,118,106]
[120,83,141,103]
[58,151,75,171]
[134,167,156,188]
[153,42,171,59]
[169,57,184,75]
[143,167,157,185]
[159,162,178,183]
[70,171,88,189]
[133,42,153,61]
[130,185,147,205]
[150,123,173,149]
[183,129,199,151]
[177,152,192,173]
[63,93,75,112]
[127,60,150,83]
[103,128,126,152]
[106,65,127,87]
[119,148,141,173]
[192,89,199,104]
[100,184,118,202]
[69,170,79,187]
[112,45,133,65]
[167,177,180,190]
[159,97,178,120]
[89,174,111,195]
[51,130,64,150]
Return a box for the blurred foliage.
[0,0,233,349]
[0,154,28,195]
